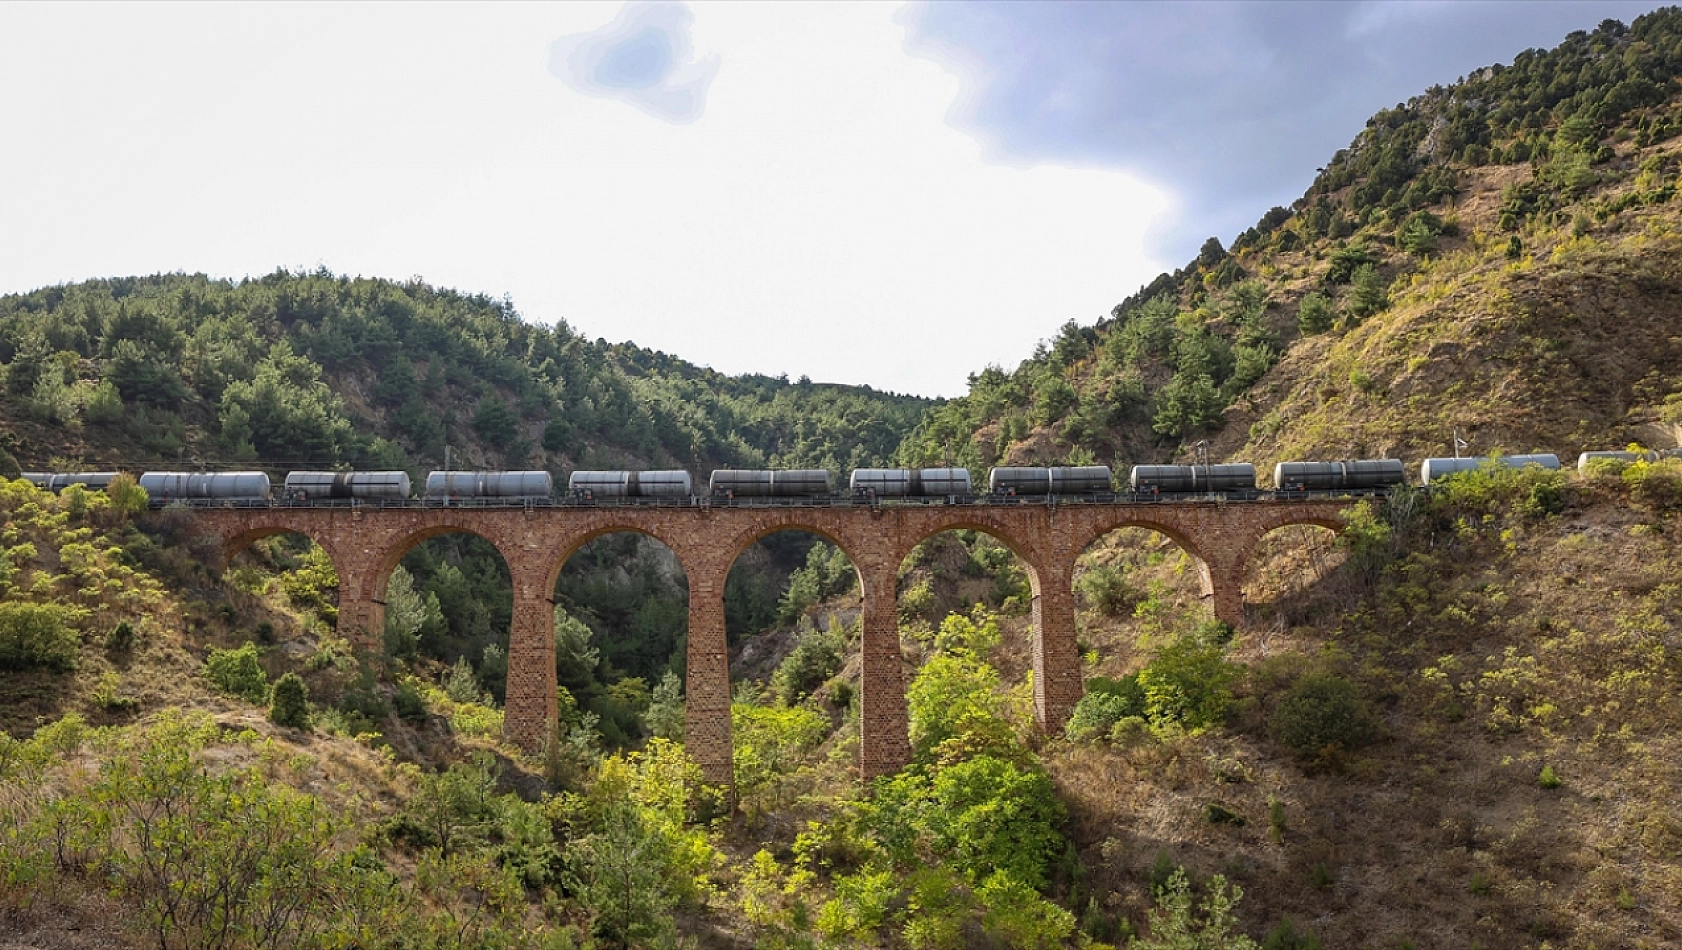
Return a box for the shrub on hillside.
[1065,674,1146,741]
[770,621,845,705]
[269,672,310,729]
[1430,459,1566,519]
[1138,637,1242,733]
[1622,459,1682,510]
[1268,672,1378,764]
[0,601,79,671]
[1078,564,1139,616]
[203,642,269,703]
[106,620,135,654]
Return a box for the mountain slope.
[898,7,1682,474]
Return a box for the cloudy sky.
[0,1,1666,396]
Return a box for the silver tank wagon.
[284,471,412,500]
[1576,449,1682,471]
[1130,464,1256,493]
[425,471,554,499]
[849,468,972,497]
[709,469,833,497]
[1273,460,1405,491]
[568,470,693,498]
[21,472,119,492]
[1420,454,1560,484]
[988,466,1113,495]
[139,472,271,501]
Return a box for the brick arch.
[542,523,692,598]
[369,521,516,604]
[1072,516,1210,570]
[709,514,867,595]
[217,523,337,573]
[1227,514,1347,593]
[715,515,867,576]
[889,516,1046,589]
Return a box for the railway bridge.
[184,499,1350,782]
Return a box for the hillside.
[8,8,1682,950]
[898,8,1682,475]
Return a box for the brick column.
[1031,562,1082,734]
[685,561,733,786]
[858,566,910,778]
[1199,556,1247,629]
[503,590,558,753]
[332,564,385,653]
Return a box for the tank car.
[20,472,118,491]
[1273,459,1405,492]
[568,470,693,498]
[988,466,1113,495]
[1129,464,1256,493]
[708,469,833,497]
[284,471,412,501]
[1576,449,1682,471]
[849,468,972,497]
[1419,454,1560,484]
[425,471,554,500]
[138,472,272,502]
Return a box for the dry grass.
[1042,473,1682,947]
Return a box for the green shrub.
[336,673,392,724]
[1297,292,1335,335]
[1138,637,1242,732]
[92,671,140,713]
[269,672,310,729]
[828,678,854,711]
[1065,674,1146,741]
[444,656,482,704]
[1263,916,1324,950]
[0,601,79,671]
[106,620,136,653]
[1269,672,1377,763]
[770,622,844,705]
[1203,802,1245,826]
[1077,565,1138,616]
[1539,764,1562,789]
[392,681,427,722]
[1622,460,1682,510]
[1268,797,1287,844]
[203,642,269,703]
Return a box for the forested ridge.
[7,8,1682,949]
[0,270,932,479]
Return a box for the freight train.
[16,449,1644,508]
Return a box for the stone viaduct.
[186,499,1348,782]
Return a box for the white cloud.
[0,1,1170,397]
